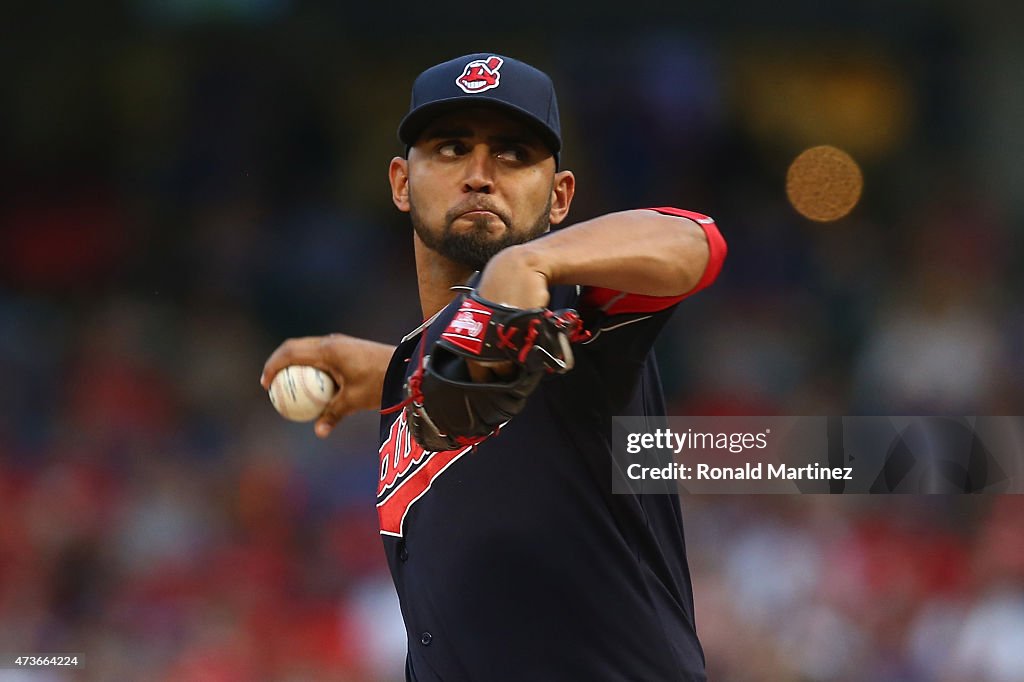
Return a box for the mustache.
[444,199,511,228]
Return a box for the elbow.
[664,215,726,297]
[680,227,712,294]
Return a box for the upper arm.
[580,208,727,317]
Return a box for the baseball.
[268,365,337,422]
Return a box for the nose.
[462,144,494,194]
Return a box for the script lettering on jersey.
[377,409,473,536]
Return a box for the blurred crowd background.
[2,1,1023,680]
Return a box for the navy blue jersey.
[376,209,725,681]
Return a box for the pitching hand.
[261,334,395,438]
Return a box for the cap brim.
[398,97,561,156]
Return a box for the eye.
[437,141,466,158]
[496,145,527,162]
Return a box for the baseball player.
[262,53,726,681]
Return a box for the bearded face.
[392,107,569,271]
[409,191,552,271]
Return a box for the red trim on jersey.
[377,446,468,536]
[580,207,726,316]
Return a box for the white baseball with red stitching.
[268,365,337,422]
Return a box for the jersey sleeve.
[578,207,726,316]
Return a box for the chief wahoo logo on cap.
[455,56,504,94]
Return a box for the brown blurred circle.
[786,145,863,222]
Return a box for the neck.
[414,234,475,319]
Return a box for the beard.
[410,193,552,271]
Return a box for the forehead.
[418,106,545,143]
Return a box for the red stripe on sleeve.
[580,207,727,316]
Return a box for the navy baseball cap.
[398,53,562,161]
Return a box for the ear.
[549,169,575,226]
[389,156,410,213]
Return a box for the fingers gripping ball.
[268,366,337,422]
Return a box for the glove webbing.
[496,309,591,368]
[380,309,590,417]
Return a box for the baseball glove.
[402,290,590,452]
